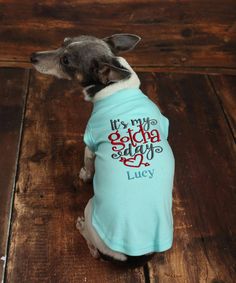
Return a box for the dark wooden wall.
[0,0,236,74]
[0,1,235,283]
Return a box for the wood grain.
[0,0,236,72]
[5,70,236,282]
[139,73,236,283]
[1,1,236,279]
[209,75,236,140]
[5,71,145,283]
[0,68,29,282]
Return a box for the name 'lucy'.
[127,169,155,180]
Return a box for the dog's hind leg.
[76,216,100,259]
[81,199,127,262]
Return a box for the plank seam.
[207,75,236,143]
[143,263,150,283]
[2,69,31,283]
[0,62,236,69]
[0,62,236,75]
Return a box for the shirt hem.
[92,212,173,256]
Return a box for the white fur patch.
[79,167,92,182]
[82,85,96,101]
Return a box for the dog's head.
[30,34,141,89]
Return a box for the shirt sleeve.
[160,113,169,139]
[83,123,96,152]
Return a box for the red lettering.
[108,125,161,152]
[138,124,151,144]
[150,129,161,142]
[108,131,125,151]
[127,128,136,147]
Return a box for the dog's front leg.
[79,146,95,183]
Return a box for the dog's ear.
[103,34,141,54]
[97,62,131,85]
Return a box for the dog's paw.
[76,216,85,231]
[88,242,100,259]
[79,167,92,183]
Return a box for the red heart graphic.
[123,154,143,168]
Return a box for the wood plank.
[1,23,235,69]
[0,0,236,72]
[0,63,236,76]
[139,73,236,282]
[1,1,236,27]
[0,68,29,282]
[209,75,236,140]
[5,71,145,283]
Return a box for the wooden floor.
[0,70,235,283]
[0,1,236,283]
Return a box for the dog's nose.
[30,52,38,64]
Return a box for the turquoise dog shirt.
[84,87,175,256]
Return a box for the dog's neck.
[82,57,140,103]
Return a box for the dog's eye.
[61,55,69,65]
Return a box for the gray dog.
[31,34,175,267]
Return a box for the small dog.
[31,34,175,267]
